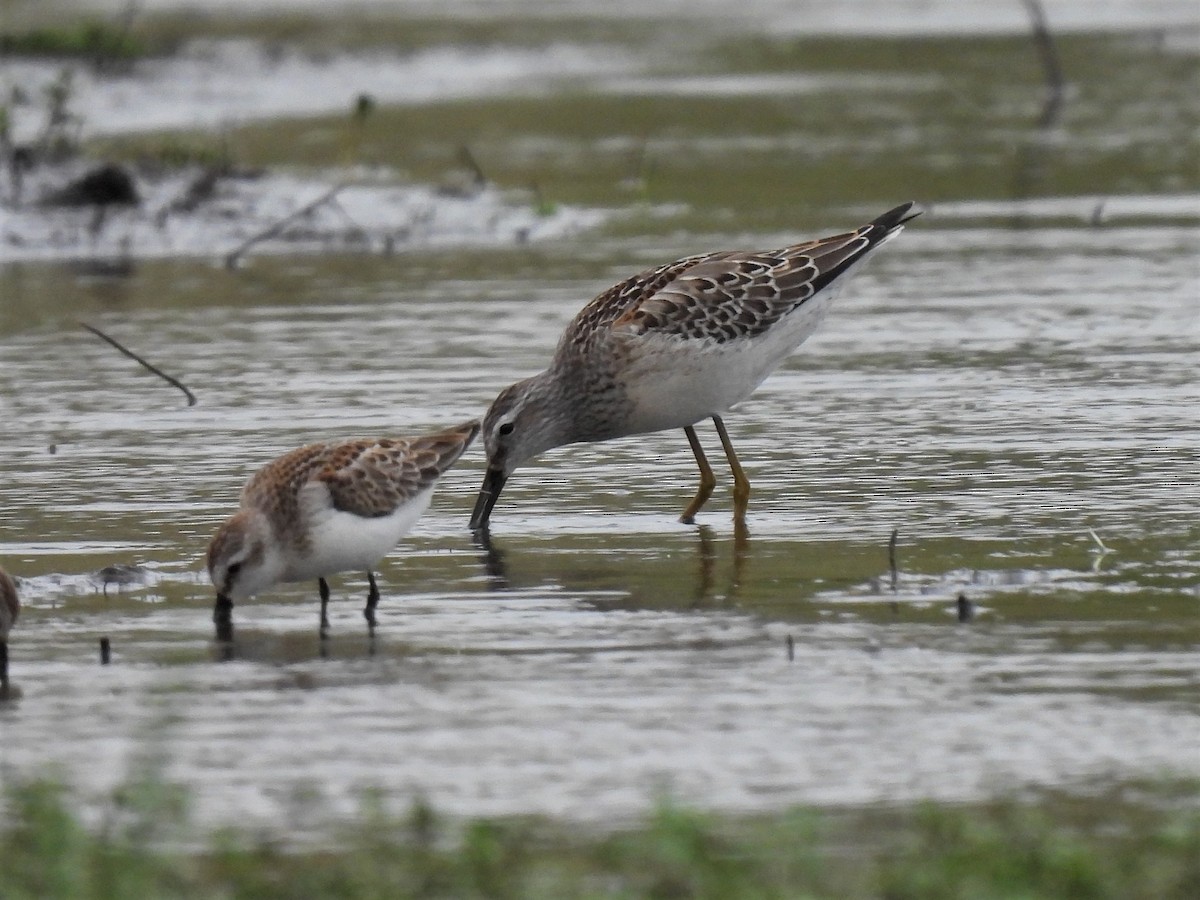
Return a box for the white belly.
[284,488,434,582]
[619,286,843,434]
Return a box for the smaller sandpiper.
[0,566,19,693]
[207,420,479,640]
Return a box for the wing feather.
[321,422,479,518]
[560,232,870,350]
[557,203,919,353]
[240,421,479,525]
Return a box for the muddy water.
[1,6,1198,832]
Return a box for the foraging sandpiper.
[208,420,479,639]
[470,202,921,529]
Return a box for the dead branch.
[81,321,197,406]
[459,145,488,189]
[224,181,346,269]
[1021,0,1066,127]
[888,527,899,593]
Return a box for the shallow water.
[1,3,1198,832]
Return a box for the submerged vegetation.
[1,775,1198,899]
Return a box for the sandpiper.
[470,202,921,529]
[0,566,18,692]
[208,420,479,640]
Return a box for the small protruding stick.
[888,528,899,593]
[956,593,975,623]
[99,637,111,665]
[1021,0,1066,127]
[458,145,488,189]
[224,182,347,269]
[785,634,794,663]
[81,322,197,406]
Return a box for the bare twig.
[224,182,346,269]
[1021,0,1066,127]
[81,321,197,406]
[436,146,488,199]
[956,593,975,623]
[1087,527,1115,573]
[458,145,488,189]
[93,0,142,75]
[888,527,899,593]
[1087,527,1112,554]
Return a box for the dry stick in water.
[459,145,488,189]
[1021,0,1066,127]
[81,322,197,406]
[888,527,899,593]
[957,593,975,624]
[224,182,347,269]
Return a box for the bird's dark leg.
[680,425,717,524]
[318,577,331,638]
[213,594,234,643]
[364,571,380,635]
[712,416,750,523]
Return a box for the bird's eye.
[498,422,515,436]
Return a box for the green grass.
[1,775,1197,899]
[0,22,146,62]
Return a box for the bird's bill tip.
[870,201,924,232]
[897,200,924,223]
[469,468,507,531]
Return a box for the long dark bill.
[469,468,508,531]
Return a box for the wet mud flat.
[1,0,1198,840]
[2,213,1198,833]
[1,157,604,265]
[3,556,1197,834]
[1,30,625,264]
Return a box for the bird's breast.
[286,488,435,581]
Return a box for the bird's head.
[206,509,282,603]
[470,374,573,530]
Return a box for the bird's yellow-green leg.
[680,425,717,524]
[713,415,750,522]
